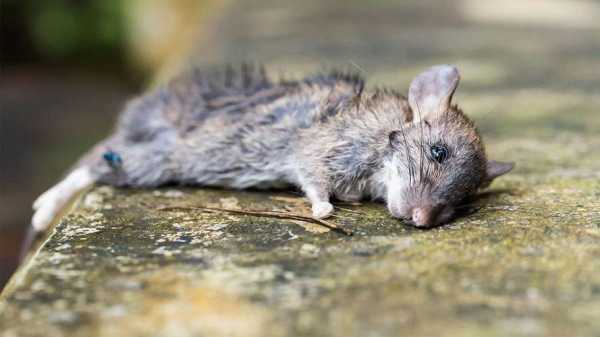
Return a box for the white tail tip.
[31,167,95,231]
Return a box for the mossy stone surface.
[2,1,600,336]
[1,175,598,337]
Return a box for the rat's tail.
[22,165,96,260]
[31,166,96,232]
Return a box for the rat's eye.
[430,144,449,164]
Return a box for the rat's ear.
[408,65,460,120]
[481,160,514,187]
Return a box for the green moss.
[1,176,599,336]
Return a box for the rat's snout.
[411,204,453,228]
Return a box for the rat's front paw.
[312,202,334,219]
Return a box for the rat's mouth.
[389,203,455,228]
[406,217,449,229]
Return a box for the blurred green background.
[2,1,126,64]
[1,0,225,288]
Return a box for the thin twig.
[158,205,353,236]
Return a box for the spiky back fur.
[118,64,365,142]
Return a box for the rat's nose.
[412,204,443,227]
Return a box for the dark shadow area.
[454,188,519,219]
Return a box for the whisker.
[348,60,366,75]
[414,101,426,184]
[397,118,414,185]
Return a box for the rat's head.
[383,65,513,227]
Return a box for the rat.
[31,64,514,232]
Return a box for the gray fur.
[58,64,514,227]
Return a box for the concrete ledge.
[1,181,599,336]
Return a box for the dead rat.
[31,64,513,232]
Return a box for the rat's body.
[32,65,513,232]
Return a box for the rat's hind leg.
[30,135,177,232]
[95,137,178,187]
